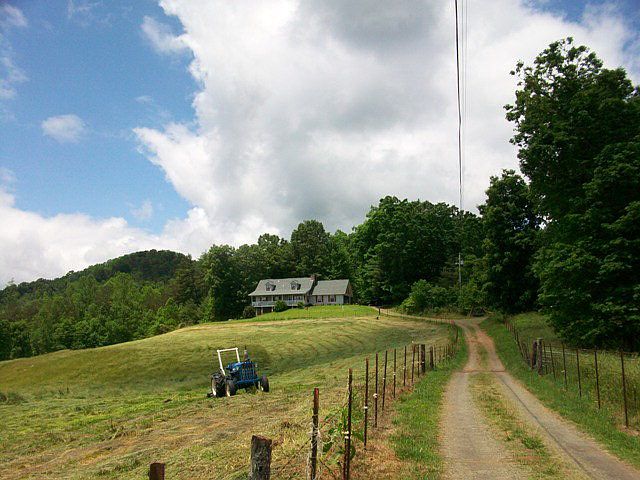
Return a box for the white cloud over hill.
[1,0,639,285]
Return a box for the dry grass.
[0,311,452,479]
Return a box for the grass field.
[482,315,640,469]
[0,306,452,479]
[241,304,377,322]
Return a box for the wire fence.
[148,316,461,480]
[504,319,640,430]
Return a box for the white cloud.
[0,182,221,285]
[1,5,27,29]
[0,4,28,101]
[131,199,154,221]
[41,114,86,143]
[0,167,16,186]
[141,16,189,55]
[2,0,640,285]
[134,0,639,238]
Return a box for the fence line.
[503,319,639,431]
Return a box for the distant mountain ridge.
[0,250,189,304]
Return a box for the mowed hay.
[0,311,451,479]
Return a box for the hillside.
[0,249,188,303]
[0,308,453,479]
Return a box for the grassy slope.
[0,307,450,479]
[390,330,467,479]
[482,315,640,469]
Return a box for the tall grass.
[505,313,640,430]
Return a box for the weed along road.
[441,318,640,480]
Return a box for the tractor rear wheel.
[260,374,270,392]
[226,379,237,397]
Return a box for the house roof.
[249,277,315,296]
[311,279,350,296]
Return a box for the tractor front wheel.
[211,377,224,398]
[226,379,237,397]
[260,374,270,393]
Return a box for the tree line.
[0,38,638,359]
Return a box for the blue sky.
[1,0,195,231]
[1,0,639,284]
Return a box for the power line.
[454,0,466,289]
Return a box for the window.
[265,281,275,292]
[291,281,301,291]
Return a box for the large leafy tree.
[200,245,245,321]
[479,170,540,313]
[506,38,640,348]
[506,38,639,220]
[290,220,331,277]
[352,196,456,304]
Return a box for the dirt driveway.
[440,318,640,480]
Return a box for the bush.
[297,301,304,309]
[401,280,457,314]
[274,300,288,312]
[242,305,256,319]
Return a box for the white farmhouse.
[249,276,353,315]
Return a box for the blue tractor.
[209,347,269,397]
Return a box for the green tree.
[0,318,11,360]
[506,38,640,348]
[479,170,540,313]
[352,197,456,304]
[290,220,331,277]
[506,38,640,220]
[172,257,204,305]
[200,245,245,320]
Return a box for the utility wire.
[454,0,464,289]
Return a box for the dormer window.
[290,281,301,291]
[265,281,276,292]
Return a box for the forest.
[0,38,638,359]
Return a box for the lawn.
[482,315,640,469]
[0,310,451,479]
[240,304,377,322]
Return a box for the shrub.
[274,300,288,312]
[401,280,457,314]
[296,301,304,309]
[242,305,256,319]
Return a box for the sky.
[0,0,639,285]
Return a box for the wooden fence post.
[411,345,415,384]
[594,349,601,410]
[421,344,426,374]
[374,352,379,428]
[149,463,165,480]
[403,345,407,387]
[249,435,272,480]
[549,345,556,380]
[310,388,319,480]
[364,359,369,448]
[393,348,397,399]
[561,343,568,390]
[576,349,582,398]
[382,350,388,412]
[429,346,434,370]
[343,369,353,480]
[621,351,629,428]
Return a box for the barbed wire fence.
[504,319,639,430]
